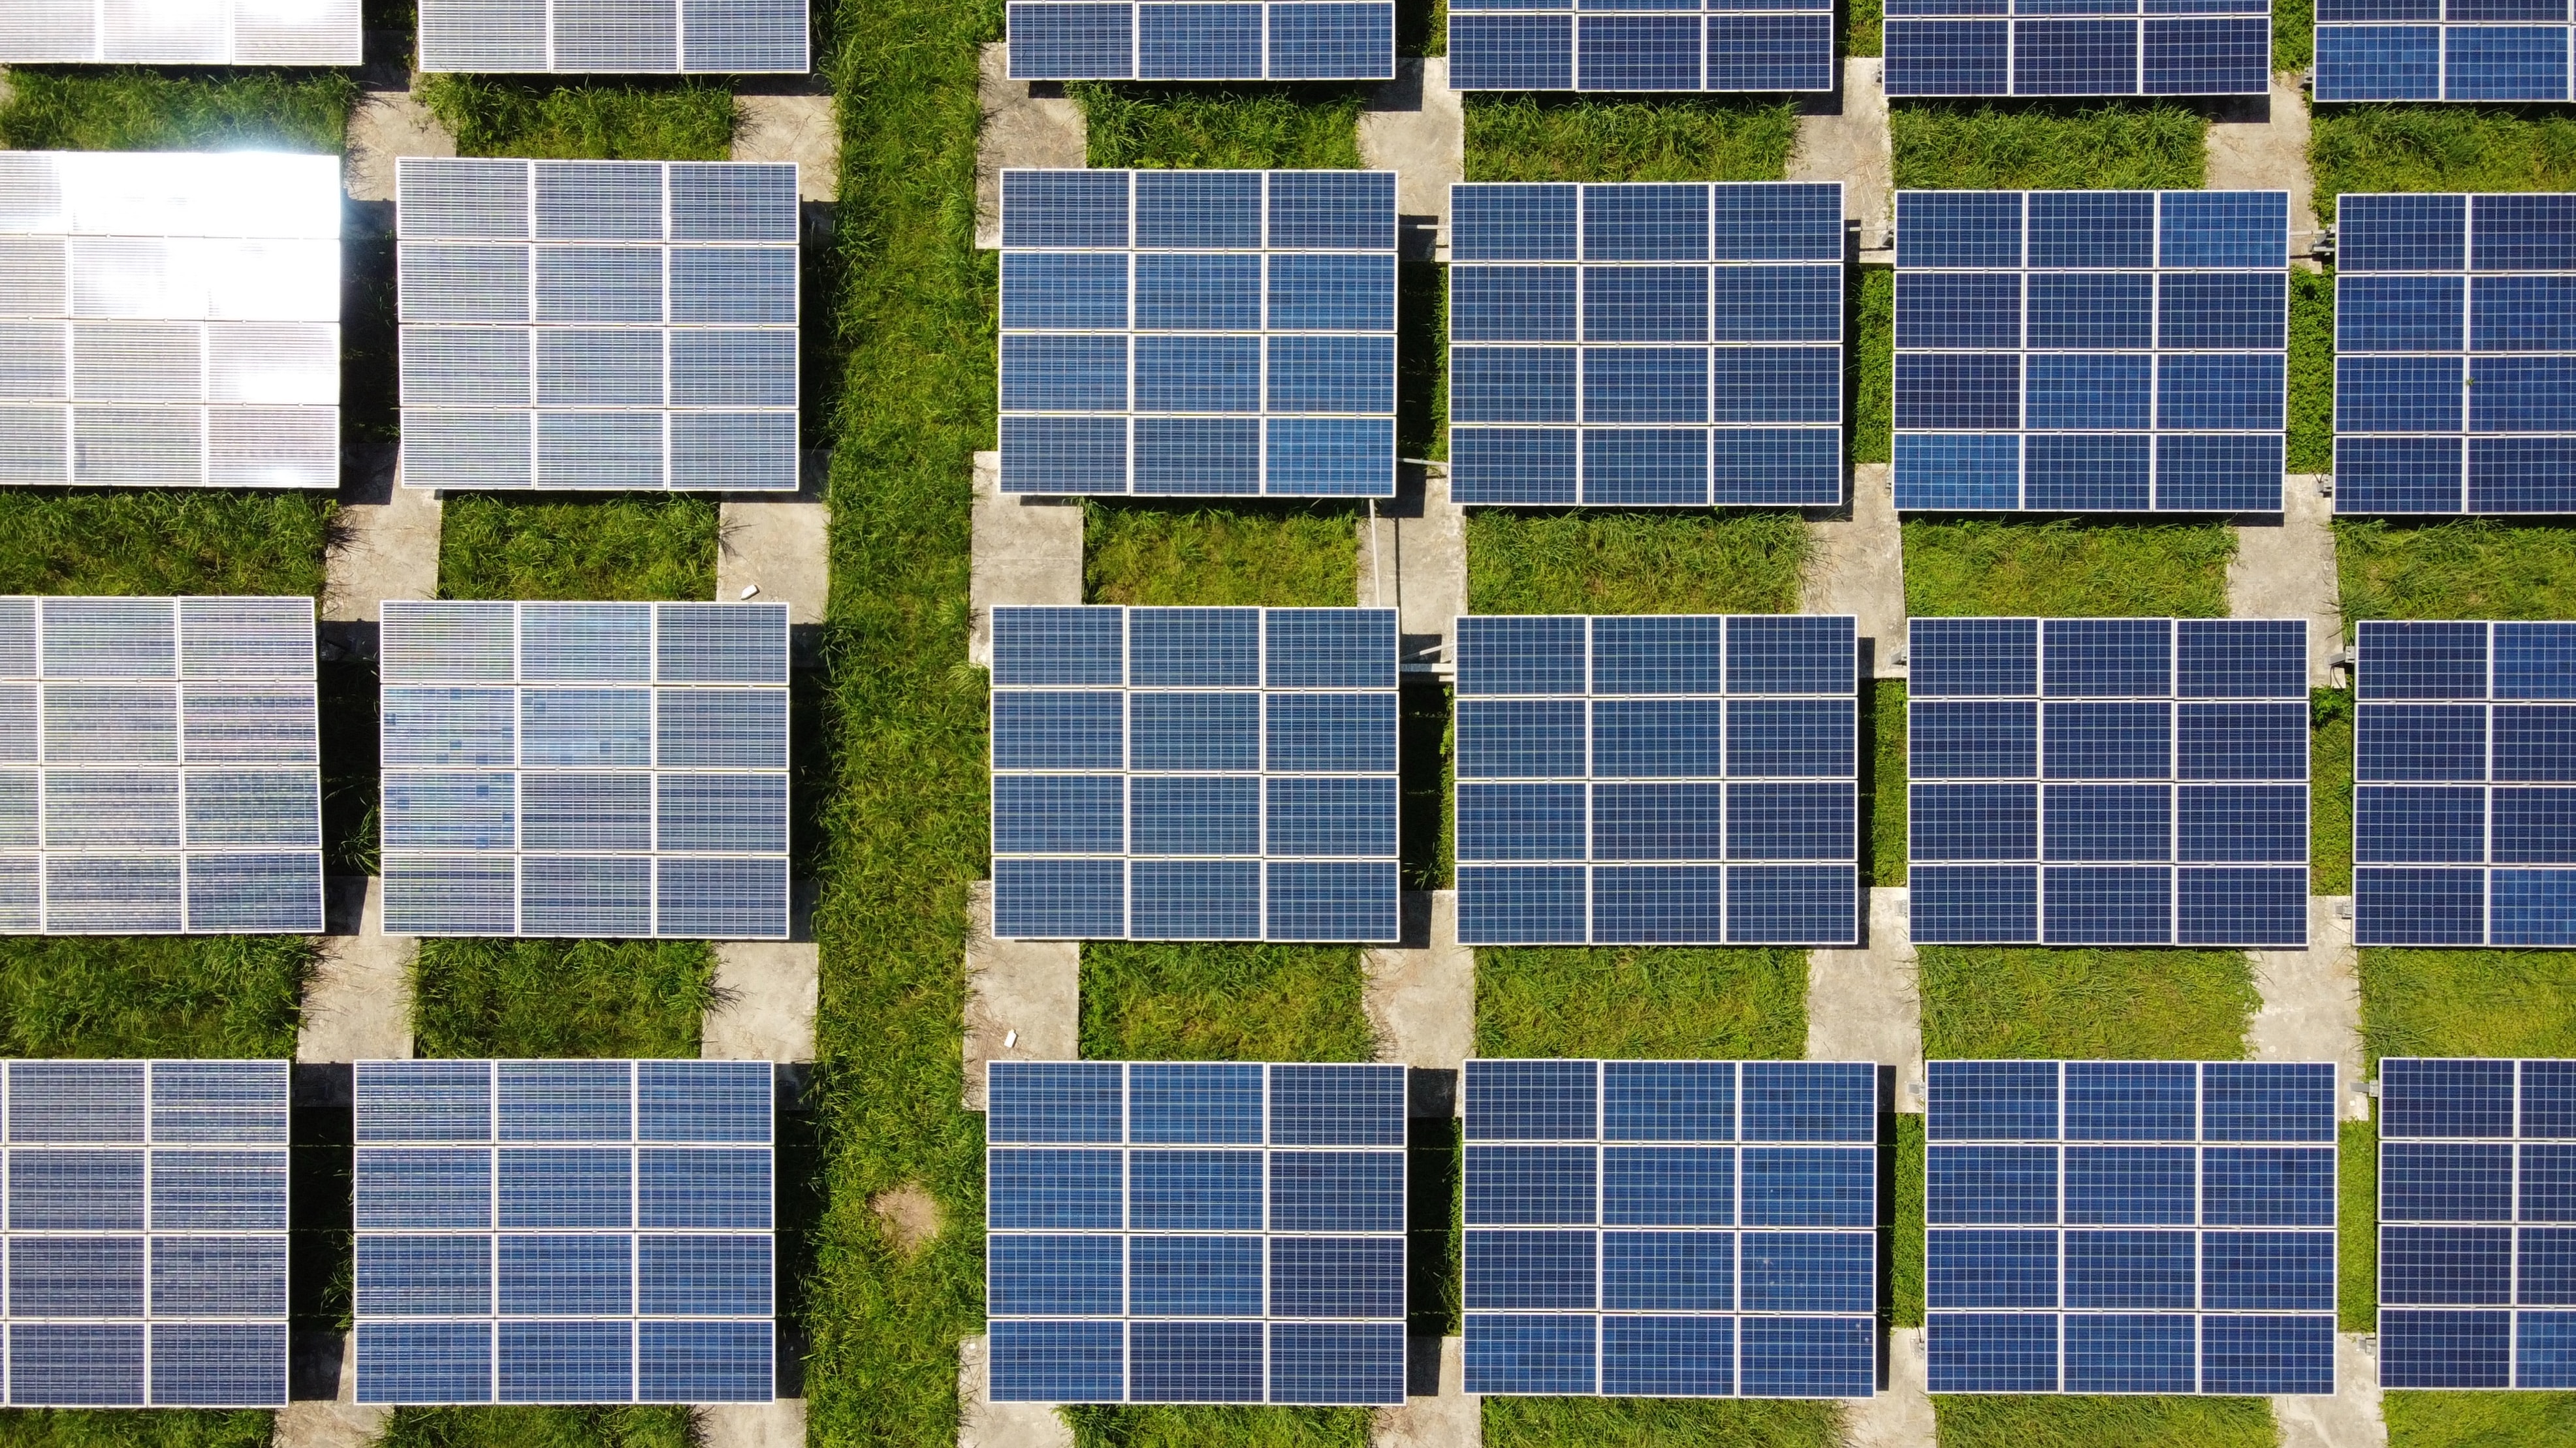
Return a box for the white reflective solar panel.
[351,1059,777,1405]
[396,159,801,493]
[417,0,810,72]
[0,1059,290,1408]
[0,152,340,491]
[0,0,361,64]
[377,601,791,939]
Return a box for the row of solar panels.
[0,1,807,71]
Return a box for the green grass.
[1075,84,1367,169]
[1463,95,1798,182]
[0,1413,274,1448]
[1079,943,1375,1062]
[2342,1116,2376,1332]
[1890,101,2207,190]
[436,495,720,602]
[0,67,355,151]
[2383,1393,2576,1446]
[1477,947,1809,1059]
[417,76,738,160]
[2314,687,2353,895]
[2275,0,2312,72]
[2361,949,2576,1065]
[1931,1396,2275,1448]
[377,1406,695,1448]
[0,937,308,1058]
[1484,1398,1843,1447]
[2312,106,2576,223]
[1083,503,1358,607]
[2289,268,2334,474]
[1891,1112,1923,1327]
[2336,518,2576,622]
[410,939,718,1059]
[1850,268,1892,466]
[1920,947,2259,1059]
[1868,680,1906,888]
[1065,1406,1372,1447]
[1849,0,1884,57]
[0,492,329,599]
[1465,511,1810,615]
[1902,519,2236,618]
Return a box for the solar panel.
[985,1060,1407,1404]
[377,601,791,939]
[352,1059,776,1405]
[1447,183,1846,508]
[2351,620,2576,946]
[0,0,360,64]
[996,170,1397,499]
[1446,3,1835,92]
[418,0,808,71]
[1452,614,1860,945]
[1006,3,1396,78]
[2332,194,2576,516]
[1926,1058,2338,1394]
[2314,8,2573,101]
[989,606,1400,942]
[0,151,340,491]
[1461,1059,1878,1398]
[1892,190,2289,514]
[1907,617,2310,947]
[1883,5,2270,97]
[0,1059,291,1407]
[395,159,800,493]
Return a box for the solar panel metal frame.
[1881,7,2272,98]
[2351,620,2576,947]
[983,1060,1410,1405]
[0,0,362,65]
[987,605,1402,943]
[376,600,793,940]
[1925,1058,2340,1396]
[1446,2,1837,93]
[0,150,341,491]
[1446,182,1847,509]
[417,0,811,72]
[1891,189,2291,514]
[2314,10,2576,101]
[395,157,801,493]
[349,1058,778,1406]
[1452,613,1862,945]
[0,1058,291,1408]
[996,168,1399,499]
[1004,2,1398,79]
[1461,1058,1881,1398]
[1905,616,2312,947]
[2331,193,2576,516]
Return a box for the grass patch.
[2312,106,2576,223]
[2275,0,2312,72]
[1075,84,1367,169]
[2289,268,2334,474]
[1919,947,2258,1059]
[1465,511,1809,615]
[1066,1407,1371,1447]
[1401,682,1454,890]
[1463,95,1798,182]
[1890,101,2207,191]
[2342,1116,2376,1332]
[1868,680,1905,888]
[1850,268,1892,466]
[2360,948,2576,1064]
[0,67,354,151]
[1902,519,2236,618]
[0,492,328,599]
[1083,502,1358,607]
[2335,518,2576,622]
[1484,1399,1842,1447]
[1477,947,1808,1060]
[2313,687,2353,895]
[1849,0,1883,58]
[417,76,737,160]
[1079,943,1375,1062]
[1891,1112,1923,1327]
[0,937,308,1058]
[410,939,717,1059]
[2383,1393,2576,1446]
[1930,1396,2274,1448]
[0,1413,274,1447]
[436,495,720,602]
[376,1407,695,1448]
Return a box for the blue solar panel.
[1462,1059,1878,1398]
[1925,1060,2338,1395]
[1908,618,2310,945]
[1448,183,1845,507]
[2354,620,2576,945]
[1892,191,2289,512]
[985,1060,1407,1404]
[2315,8,2575,100]
[352,1060,775,1405]
[990,606,1399,942]
[1454,614,1859,945]
[2334,194,2576,515]
[999,170,1397,499]
[1885,4,2270,96]
[1447,3,1836,92]
[1006,3,1397,80]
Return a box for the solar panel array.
[1882,5,2270,97]
[0,0,360,64]
[984,1060,1408,1405]
[1907,618,2311,947]
[396,158,800,493]
[378,601,791,941]
[2378,1057,2576,1389]
[2332,194,2576,516]
[1463,1059,1878,1398]
[1448,183,1845,508]
[1005,3,1395,78]
[352,1060,776,1405]
[1926,1059,2338,1394]
[0,1060,289,1408]
[419,0,809,71]
[998,170,1396,499]
[2353,620,2576,948]
[2314,4,2576,101]
[0,150,340,491]
[989,606,1399,943]
[1892,190,2289,513]
[1447,3,1835,92]
[1453,614,1860,946]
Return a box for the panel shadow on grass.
[378,1405,698,1448]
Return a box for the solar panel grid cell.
[2315,4,2575,99]
[1006,2,1397,78]
[1445,1,1834,91]
[0,0,360,66]
[417,0,809,71]
[1883,1,2268,94]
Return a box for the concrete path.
[1363,891,1474,1116]
[1805,462,1907,679]
[2250,897,2370,1120]
[968,450,1085,667]
[1375,1336,1479,1448]
[1807,889,1923,1113]
[1358,469,1468,672]
[976,43,1087,249]
[344,89,455,206]
[325,445,441,626]
[2229,473,2343,687]
[275,1334,389,1448]
[733,94,840,202]
[959,1334,1076,1448]
[2207,72,2323,261]
[706,939,819,1064]
[963,881,1080,1110]
[1845,1327,1935,1448]
[1358,59,1464,259]
[2276,1334,2389,1448]
[1789,59,1894,253]
[718,454,833,634]
[298,877,413,1064]
[705,1402,809,1448]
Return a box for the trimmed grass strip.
[1891,1112,1923,1327]
[2288,268,2334,474]
[1850,268,1892,467]
[1868,680,1906,888]
[1075,84,1367,170]
[1930,1396,2274,1448]
[1477,946,1809,1060]
[1078,943,1376,1063]
[436,495,720,603]
[1890,101,2207,191]
[417,76,737,161]
[2341,1115,2376,1332]
[410,939,717,1059]
[1464,95,1798,183]
[0,937,308,1059]
[2336,518,2576,622]
[2360,948,2576,1065]
[1483,1398,1842,1447]
[0,492,329,599]
[2311,106,2576,223]
[0,67,354,152]
[1083,502,1359,607]
[1465,511,1810,616]
[2313,687,2353,895]
[1902,519,2236,618]
[1919,947,2259,1060]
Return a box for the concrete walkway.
[325,447,441,628]
[1358,59,1464,259]
[959,1335,1076,1448]
[1808,889,1923,1112]
[1358,468,1468,672]
[344,89,455,207]
[975,43,1087,249]
[1789,59,1894,253]
[2250,897,2370,1120]
[2229,473,2344,687]
[1845,1327,1936,1448]
[298,877,413,1064]
[1362,891,1474,1116]
[2276,1333,2389,1448]
[968,450,1085,667]
[276,1335,389,1448]
[734,93,840,201]
[962,881,1080,1109]
[1806,462,1907,679]
[2207,72,2323,260]
[1374,1336,1479,1448]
